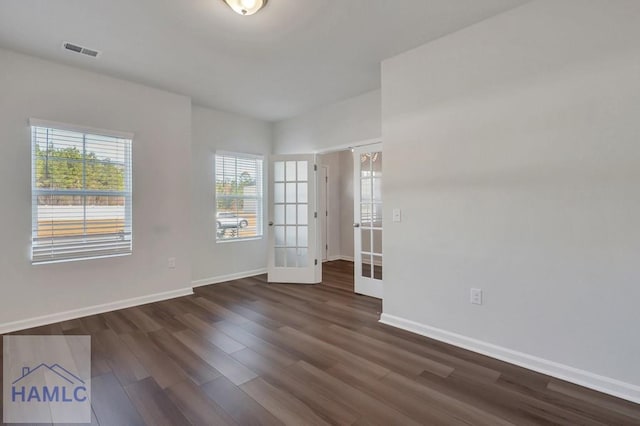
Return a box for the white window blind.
[215,152,263,241]
[31,120,133,263]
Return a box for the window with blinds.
[31,120,133,263]
[215,152,263,241]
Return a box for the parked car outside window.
[216,212,249,230]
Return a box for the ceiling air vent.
[63,42,100,58]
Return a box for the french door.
[353,144,383,298]
[267,155,321,284]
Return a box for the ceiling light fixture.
[222,0,268,16]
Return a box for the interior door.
[354,144,383,298]
[268,155,321,284]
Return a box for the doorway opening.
[317,149,354,291]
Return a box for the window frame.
[214,151,264,243]
[30,118,133,264]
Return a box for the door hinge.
[314,212,318,218]
[326,244,328,250]
[325,176,328,183]
[314,164,317,171]
[315,259,318,265]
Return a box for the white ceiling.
[0,0,529,121]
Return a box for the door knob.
[353,223,360,228]
[268,221,274,226]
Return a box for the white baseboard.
[0,287,194,334]
[327,255,354,262]
[192,268,267,287]
[379,313,640,405]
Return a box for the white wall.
[0,48,192,330]
[319,150,354,260]
[319,152,342,260]
[273,90,381,154]
[274,88,377,261]
[191,106,272,285]
[381,0,640,402]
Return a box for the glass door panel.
[268,155,320,284]
[354,144,383,298]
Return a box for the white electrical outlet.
[470,288,483,305]
[168,257,176,269]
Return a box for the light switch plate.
[392,208,401,222]
[470,288,483,305]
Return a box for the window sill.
[32,252,132,266]
[216,236,263,244]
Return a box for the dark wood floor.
[2,260,640,425]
